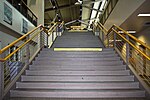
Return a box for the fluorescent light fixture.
[138,14,150,17]
[118,31,136,34]
[89,1,101,25]
[100,0,106,11]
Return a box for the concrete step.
[35,57,121,61]
[42,48,114,51]
[38,54,118,58]
[10,90,145,98]
[26,70,130,76]
[29,66,126,71]
[16,82,139,89]
[40,51,116,55]
[32,60,123,65]
[21,75,134,82]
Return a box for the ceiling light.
[138,14,150,17]
[18,3,21,5]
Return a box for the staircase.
[10,32,146,99]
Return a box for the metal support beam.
[65,20,77,25]
[45,4,76,12]
[78,20,89,25]
[82,5,103,12]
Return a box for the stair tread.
[10,89,145,98]
[16,82,139,89]
[26,70,130,75]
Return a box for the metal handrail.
[0,25,42,55]
[96,22,150,61]
[112,28,150,61]
[0,22,59,62]
[21,0,38,19]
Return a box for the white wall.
[135,28,150,47]
[0,0,35,36]
[27,0,44,25]
[104,0,145,29]
[0,31,17,48]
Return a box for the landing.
[52,31,104,48]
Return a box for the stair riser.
[32,61,123,65]
[21,76,134,82]
[10,90,145,98]
[35,57,121,61]
[16,82,139,89]
[38,54,118,58]
[40,51,115,54]
[26,70,130,76]
[29,67,126,71]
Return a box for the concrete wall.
[0,31,17,48]
[135,28,150,47]
[0,0,35,35]
[27,0,44,25]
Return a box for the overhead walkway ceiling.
[44,0,106,27]
[104,0,146,29]
[120,0,150,33]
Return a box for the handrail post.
[52,31,54,42]
[40,31,43,48]
[126,35,129,65]
[0,41,4,100]
[25,35,30,66]
[101,30,104,43]
[107,34,110,48]
[46,33,49,47]
[114,32,116,48]
[0,60,4,100]
[56,25,58,37]
[95,26,100,36]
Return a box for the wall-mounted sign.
[4,3,12,25]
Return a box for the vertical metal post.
[0,61,4,100]
[107,34,110,48]
[0,58,4,100]
[126,35,130,65]
[114,32,116,48]
[95,27,99,36]
[102,31,104,43]
[143,47,146,75]
[40,31,43,48]
[46,34,49,48]
[52,31,54,42]
[56,26,58,37]
[25,35,30,66]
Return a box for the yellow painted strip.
[54,48,102,52]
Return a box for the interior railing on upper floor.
[0,21,64,99]
[93,22,150,94]
[6,0,38,26]
[99,0,119,24]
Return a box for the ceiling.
[44,0,105,28]
[120,0,150,34]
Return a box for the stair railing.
[0,22,60,99]
[96,22,150,94]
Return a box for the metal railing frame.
[94,22,150,97]
[0,21,64,99]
